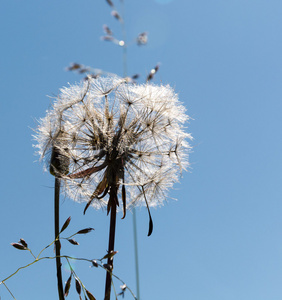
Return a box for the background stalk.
[120,1,141,297]
[54,177,64,300]
[132,208,140,299]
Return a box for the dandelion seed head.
[34,76,192,210]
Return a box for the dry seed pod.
[49,130,70,177]
[60,216,71,233]
[75,278,81,295]
[146,64,160,82]
[79,67,91,74]
[84,74,99,81]
[49,146,70,177]
[101,35,114,42]
[19,238,28,248]
[102,250,118,261]
[103,263,113,271]
[64,274,72,297]
[67,238,79,245]
[103,25,113,36]
[86,289,96,300]
[106,0,113,7]
[11,243,27,250]
[76,228,94,234]
[66,63,81,71]
[92,260,99,268]
[111,10,122,22]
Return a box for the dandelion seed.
[137,32,148,46]
[146,64,160,82]
[79,67,91,74]
[106,0,114,7]
[34,75,192,212]
[101,35,114,42]
[111,10,122,22]
[84,74,100,81]
[103,25,113,36]
[66,63,82,71]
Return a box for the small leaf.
[91,260,98,268]
[142,186,154,236]
[83,200,93,215]
[19,238,28,248]
[84,175,108,214]
[60,217,71,233]
[96,185,109,200]
[11,243,27,250]
[68,239,79,245]
[76,228,95,234]
[148,213,153,237]
[86,289,96,300]
[95,176,108,196]
[64,274,72,297]
[75,278,81,295]
[101,250,118,261]
[68,164,106,179]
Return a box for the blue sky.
[1,0,282,299]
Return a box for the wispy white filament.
[34,76,192,210]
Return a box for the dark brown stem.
[104,187,117,300]
[54,178,65,300]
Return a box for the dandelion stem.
[104,186,118,300]
[54,177,64,300]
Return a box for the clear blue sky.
[1,0,282,299]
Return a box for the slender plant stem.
[54,177,64,300]
[132,208,140,299]
[120,0,127,77]
[104,188,117,300]
[1,255,137,300]
[2,282,16,300]
[120,1,141,297]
